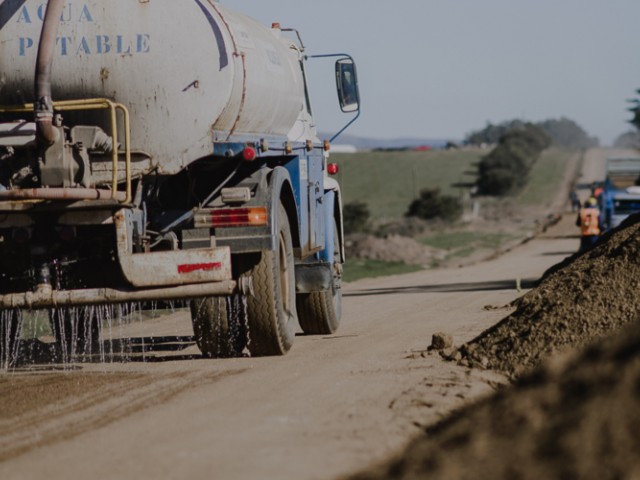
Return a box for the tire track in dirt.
[0,368,246,461]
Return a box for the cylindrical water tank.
[0,0,307,173]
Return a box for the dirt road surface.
[0,149,617,480]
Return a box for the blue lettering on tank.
[5,2,149,57]
[117,35,132,54]
[16,5,31,23]
[96,35,111,54]
[18,36,33,56]
[59,3,71,22]
[136,34,150,53]
[76,37,91,55]
[78,5,93,22]
[57,36,71,56]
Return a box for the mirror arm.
[308,53,361,143]
[330,108,361,143]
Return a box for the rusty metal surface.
[0,1,307,174]
[34,0,64,146]
[0,188,126,201]
[114,210,232,287]
[0,280,237,309]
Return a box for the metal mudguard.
[114,210,232,287]
[0,207,236,309]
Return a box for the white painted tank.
[0,0,308,174]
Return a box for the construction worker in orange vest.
[576,197,601,251]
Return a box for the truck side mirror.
[335,58,360,113]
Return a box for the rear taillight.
[206,207,268,228]
[242,146,257,161]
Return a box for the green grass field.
[342,259,423,282]
[333,149,482,221]
[421,231,520,262]
[336,147,575,281]
[517,148,573,207]
[333,147,573,219]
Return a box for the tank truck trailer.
[0,0,360,364]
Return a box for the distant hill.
[320,133,454,151]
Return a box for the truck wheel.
[241,203,297,356]
[50,307,101,360]
[190,296,247,358]
[296,218,342,334]
[0,310,22,368]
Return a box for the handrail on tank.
[0,98,132,203]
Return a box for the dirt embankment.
[351,318,640,480]
[349,214,640,480]
[455,213,640,377]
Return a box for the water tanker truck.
[0,0,360,363]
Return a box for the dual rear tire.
[191,203,297,357]
[296,217,342,335]
[190,202,342,357]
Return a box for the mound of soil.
[454,213,640,377]
[345,234,444,266]
[350,318,640,480]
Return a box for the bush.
[477,168,522,196]
[477,124,549,196]
[406,188,462,222]
[343,201,370,233]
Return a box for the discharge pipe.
[34,0,64,146]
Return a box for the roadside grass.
[421,231,520,261]
[516,148,572,207]
[343,259,422,283]
[337,146,575,281]
[333,149,483,221]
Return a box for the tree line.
[465,117,598,149]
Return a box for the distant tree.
[628,89,640,131]
[406,188,462,222]
[477,168,521,196]
[466,117,597,149]
[343,201,370,233]
[465,120,526,146]
[614,131,640,149]
[536,117,598,148]
[476,124,549,196]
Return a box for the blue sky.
[228,1,640,145]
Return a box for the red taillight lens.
[242,146,257,161]
[327,163,339,175]
[209,207,268,227]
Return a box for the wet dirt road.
[0,150,611,480]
